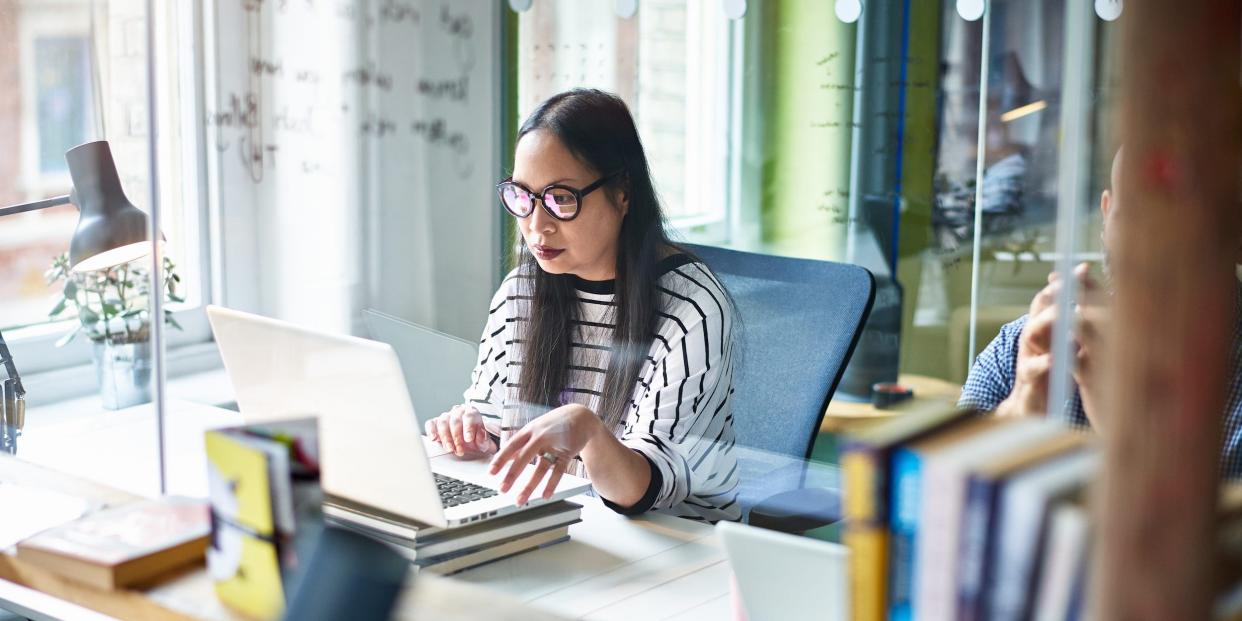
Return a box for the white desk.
[5,397,733,620]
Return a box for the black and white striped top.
[462,254,741,523]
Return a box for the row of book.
[843,406,1242,621]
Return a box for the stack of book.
[843,407,1242,621]
[324,498,581,575]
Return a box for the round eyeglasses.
[496,173,618,221]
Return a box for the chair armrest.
[745,487,841,534]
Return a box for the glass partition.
[2,0,1125,534]
[9,1,1242,619]
[504,0,1123,460]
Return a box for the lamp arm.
[0,330,21,398]
[0,195,71,395]
[0,329,22,455]
[0,194,73,217]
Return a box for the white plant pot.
[93,340,153,410]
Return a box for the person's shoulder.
[490,266,534,304]
[657,255,730,317]
[997,314,1030,344]
[976,313,1029,366]
[960,313,1027,407]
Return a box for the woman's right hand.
[425,405,497,459]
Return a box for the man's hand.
[996,274,1058,418]
[996,263,1108,422]
[1071,264,1109,428]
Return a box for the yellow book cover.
[205,430,285,620]
[843,451,885,621]
[843,451,878,523]
[844,527,888,621]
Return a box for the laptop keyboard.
[434,472,500,508]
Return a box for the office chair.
[282,526,410,621]
[683,244,875,533]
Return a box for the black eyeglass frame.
[496,172,620,222]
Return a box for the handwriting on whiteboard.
[209,0,478,183]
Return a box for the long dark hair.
[514,89,675,432]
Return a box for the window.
[516,0,733,239]
[33,35,94,178]
[908,0,1115,384]
[1,0,211,381]
[513,1,1123,419]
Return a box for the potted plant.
[45,253,183,409]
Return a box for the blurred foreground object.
[1094,0,1241,618]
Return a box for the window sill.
[18,342,232,411]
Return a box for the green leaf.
[48,298,67,317]
[55,326,82,348]
[100,303,120,317]
[167,315,183,331]
[169,294,186,304]
[79,307,100,324]
[122,309,143,318]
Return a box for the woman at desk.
[425,89,740,523]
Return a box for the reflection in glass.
[35,36,94,175]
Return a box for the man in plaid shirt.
[960,150,1242,478]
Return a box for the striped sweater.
[462,254,741,523]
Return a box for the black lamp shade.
[65,140,158,272]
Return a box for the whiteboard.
[204,0,503,340]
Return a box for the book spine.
[1064,553,1089,621]
[1032,505,1088,621]
[843,527,888,621]
[842,445,887,621]
[955,475,996,621]
[419,515,582,558]
[887,446,921,621]
[988,490,1046,621]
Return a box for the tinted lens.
[499,183,532,216]
[543,187,579,219]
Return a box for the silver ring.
[539,450,560,466]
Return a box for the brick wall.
[516,0,692,217]
[104,0,152,210]
[636,0,688,216]
[0,1,20,207]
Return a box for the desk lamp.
[0,140,159,454]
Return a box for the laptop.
[717,520,850,621]
[206,305,591,529]
[361,309,478,427]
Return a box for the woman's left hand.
[489,403,602,505]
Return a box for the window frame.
[665,0,733,244]
[17,0,92,194]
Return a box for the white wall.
[204,0,502,340]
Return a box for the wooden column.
[1096,1,1241,619]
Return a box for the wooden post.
[1096,1,1241,619]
